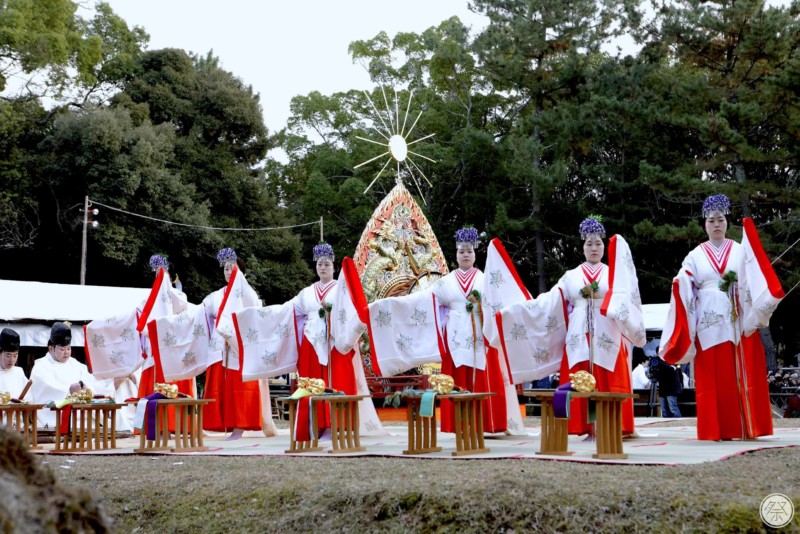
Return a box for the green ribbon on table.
[419,391,437,418]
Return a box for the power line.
[90,200,320,232]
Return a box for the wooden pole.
[80,195,89,285]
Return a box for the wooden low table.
[401,392,494,456]
[134,398,213,453]
[0,403,45,449]
[51,403,125,452]
[526,391,635,459]
[402,394,441,455]
[447,392,495,457]
[280,395,368,454]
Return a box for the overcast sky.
[100,1,489,134]
[94,0,789,138]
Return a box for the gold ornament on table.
[428,374,455,394]
[291,377,327,399]
[66,388,94,404]
[569,371,596,393]
[0,392,11,405]
[154,383,179,399]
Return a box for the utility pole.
[80,196,99,285]
[80,195,88,285]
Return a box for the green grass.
[48,418,800,533]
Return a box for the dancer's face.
[457,245,475,270]
[705,214,728,242]
[317,258,334,283]
[583,236,604,265]
[223,263,234,283]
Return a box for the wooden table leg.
[93,410,101,450]
[536,399,572,456]
[32,411,39,449]
[190,406,198,447]
[195,405,203,448]
[403,396,442,455]
[406,400,416,453]
[451,397,490,457]
[174,404,182,450]
[284,400,324,453]
[328,398,364,454]
[310,399,320,450]
[593,399,628,459]
[330,400,341,452]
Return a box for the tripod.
[647,380,659,417]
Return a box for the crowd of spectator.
[768,369,800,418]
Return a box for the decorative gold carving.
[353,183,449,377]
[354,183,448,301]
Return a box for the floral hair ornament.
[702,194,731,218]
[313,242,334,262]
[454,227,483,248]
[579,215,606,240]
[148,254,169,272]
[217,247,237,267]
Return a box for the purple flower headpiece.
[313,242,334,261]
[702,194,731,218]
[579,217,606,240]
[148,254,169,272]
[217,247,237,266]
[454,227,480,248]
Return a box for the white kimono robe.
[201,265,262,370]
[368,239,529,434]
[498,234,646,381]
[237,258,386,435]
[658,219,783,440]
[293,280,338,366]
[137,268,189,375]
[0,367,28,398]
[30,354,113,429]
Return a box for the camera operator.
[649,356,684,418]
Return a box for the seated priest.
[0,328,28,398]
[30,322,112,429]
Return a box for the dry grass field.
[46,418,800,533]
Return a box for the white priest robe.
[30,354,113,429]
[0,367,28,398]
[497,235,645,435]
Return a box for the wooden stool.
[590,392,635,459]
[51,403,124,452]
[134,398,212,453]
[281,395,368,454]
[447,392,494,456]
[320,395,367,454]
[402,394,441,455]
[526,391,635,459]
[0,404,45,449]
[526,392,572,456]
[280,397,325,453]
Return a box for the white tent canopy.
[642,303,669,333]
[0,279,150,347]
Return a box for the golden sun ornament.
[354,87,437,203]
